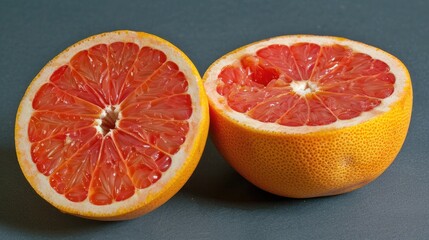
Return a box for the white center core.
[95,105,121,136]
[290,80,319,96]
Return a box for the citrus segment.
[69,44,110,105]
[289,42,320,80]
[310,44,351,81]
[119,47,167,102]
[121,94,192,121]
[276,96,308,126]
[321,73,395,98]
[28,111,95,142]
[120,61,188,106]
[50,65,106,108]
[16,31,209,220]
[113,129,171,188]
[107,42,140,104]
[306,95,337,126]
[33,83,102,115]
[49,135,102,202]
[89,136,135,206]
[256,44,301,80]
[317,92,381,120]
[203,35,412,198]
[119,117,189,154]
[31,127,98,176]
[247,93,299,123]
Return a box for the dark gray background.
[1,0,428,239]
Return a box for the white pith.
[15,31,205,216]
[290,80,319,96]
[97,104,120,136]
[204,35,408,134]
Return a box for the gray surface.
[1,0,428,239]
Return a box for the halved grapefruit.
[203,35,412,198]
[15,30,209,220]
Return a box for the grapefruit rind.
[208,82,412,197]
[15,30,209,220]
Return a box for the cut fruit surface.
[15,31,209,220]
[204,35,412,198]
[215,42,395,127]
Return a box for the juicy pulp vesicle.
[28,42,192,205]
[216,43,395,126]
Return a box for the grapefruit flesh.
[30,42,191,205]
[16,31,209,220]
[216,43,393,126]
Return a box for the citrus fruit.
[203,35,412,198]
[15,30,209,220]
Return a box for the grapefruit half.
[15,30,209,220]
[203,35,412,198]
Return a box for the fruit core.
[216,43,395,126]
[100,106,120,136]
[290,80,319,96]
